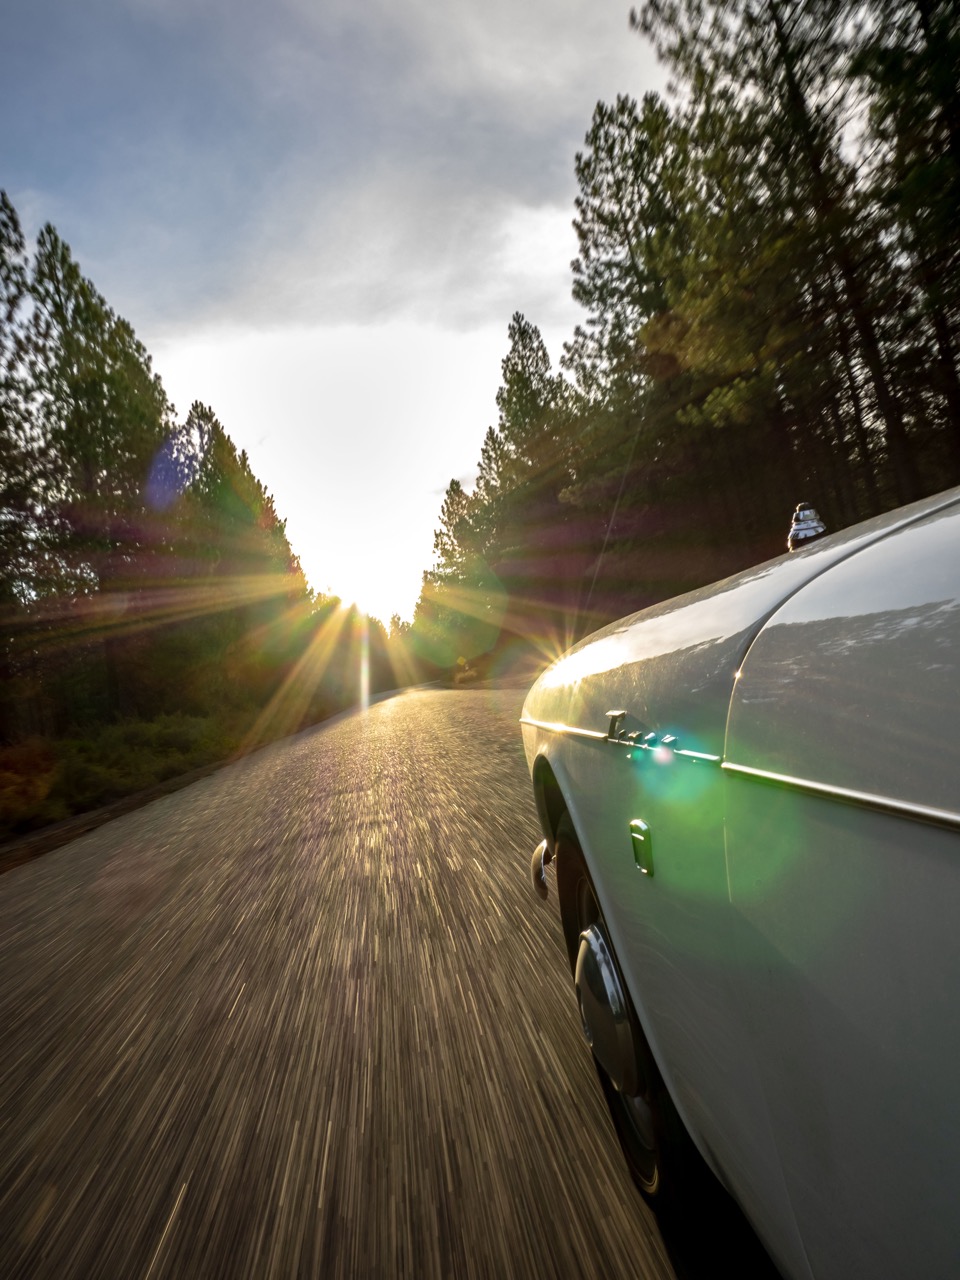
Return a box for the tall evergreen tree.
[635,0,924,502]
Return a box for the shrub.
[0,739,60,838]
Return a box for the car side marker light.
[629,819,654,876]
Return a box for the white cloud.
[10,0,664,333]
[203,166,584,336]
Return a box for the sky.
[5,0,665,623]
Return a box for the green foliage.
[410,561,508,669]
[0,738,59,834]
[54,715,232,811]
[409,312,585,668]
[0,715,236,839]
[27,226,175,585]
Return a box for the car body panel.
[521,485,960,1280]
[722,500,960,1279]
[722,786,960,1279]
[726,501,960,815]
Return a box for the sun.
[310,573,416,632]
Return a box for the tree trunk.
[769,0,920,503]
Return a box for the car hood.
[522,488,960,763]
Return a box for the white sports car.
[521,486,960,1280]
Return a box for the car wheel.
[554,813,711,1217]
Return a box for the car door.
[527,580,820,1276]
[723,501,960,1280]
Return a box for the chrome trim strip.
[722,762,960,831]
[519,715,608,742]
[519,715,721,763]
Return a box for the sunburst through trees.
[0,195,407,839]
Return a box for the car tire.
[554,813,713,1219]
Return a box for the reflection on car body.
[521,486,960,1280]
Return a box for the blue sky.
[5,0,663,622]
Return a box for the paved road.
[0,684,774,1279]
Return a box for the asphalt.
[0,683,777,1279]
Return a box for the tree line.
[0,197,398,838]
[409,0,960,669]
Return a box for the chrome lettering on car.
[520,714,721,766]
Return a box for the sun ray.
[235,603,354,753]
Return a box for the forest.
[3,0,958,838]
[0,202,402,839]
[408,0,960,670]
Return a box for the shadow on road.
[656,1179,783,1279]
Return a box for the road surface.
[0,683,775,1279]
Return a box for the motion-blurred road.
[0,683,773,1279]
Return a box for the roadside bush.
[0,739,61,838]
[0,714,236,839]
[0,701,350,843]
[52,715,234,815]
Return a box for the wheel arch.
[531,748,728,1192]
[531,751,568,853]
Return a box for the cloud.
[6,0,663,337]
[212,163,584,336]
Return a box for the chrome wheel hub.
[575,923,641,1098]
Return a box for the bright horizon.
[150,307,578,627]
